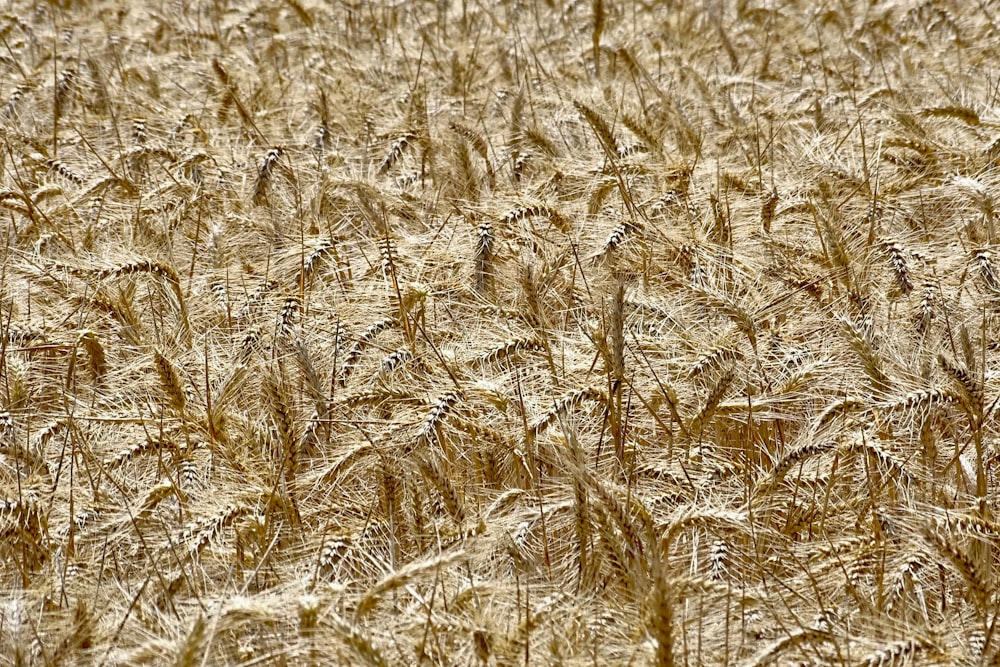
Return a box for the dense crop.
[3,1,1000,665]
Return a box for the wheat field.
[2,0,1000,664]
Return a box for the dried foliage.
[4,1,1000,665]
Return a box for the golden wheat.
[7,1,1000,664]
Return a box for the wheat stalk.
[154,350,187,415]
[857,637,938,667]
[356,549,467,619]
[530,386,608,442]
[417,454,466,527]
[474,219,494,293]
[341,317,398,386]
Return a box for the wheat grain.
[76,329,106,382]
[104,434,177,470]
[264,371,297,479]
[686,370,735,437]
[449,121,488,161]
[858,637,938,667]
[416,391,461,448]
[742,627,832,667]
[341,317,398,385]
[253,147,283,205]
[378,131,416,175]
[531,387,608,442]
[172,615,206,667]
[154,350,187,415]
[356,549,467,618]
[880,239,914,296]
[176,503,251,558]
[661,506,745,554]
[840,317,891,393]
[938,354,984,419]
[574,100,619,156]
[765,440,838,487]
[417,454,466,526]
[501,204,569,234]
[478,337,546,367]
[300,237,337,286]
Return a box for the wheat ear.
[153,350,187,415]
[356,549,467,619]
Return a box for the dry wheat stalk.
[880,239,914,296]
[474,219,494,292]
[574,100,620,156]
[175,503,251,558]
[416,391,461,448]
[264,370,298,483]
[531,387,608,442]
[938,354,984,419]
[378,131,417,175]
[417,454,466,526]
[478,337,547,369]
[356,549,467,619]
[76,329,106,382]
[340,317,398,385]
[857,637,938,667]
[840,317,891,393]
[153,350,187,415]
